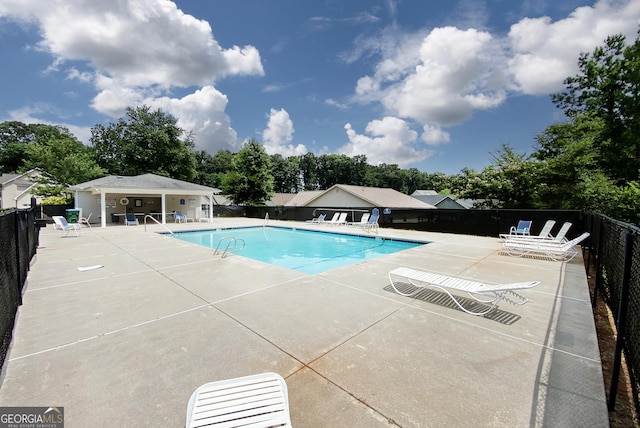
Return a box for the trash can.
[65,209,80,223]
[111,213,118,223]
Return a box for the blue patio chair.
[175,210,186,223]
[125,213,139,226]
[506,220,531,236]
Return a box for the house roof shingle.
[284,184,436,209]
[69,173,220,193]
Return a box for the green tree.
[363,163,408,191]
[0,121,42,173]
[458,146,541,208]
[270,154,301,193]
[534,113,617,213]
[194,149,233,188]
[298,152,319,190]
[91,105,197,181]
[552,32,640,183]
[26,126,105,184]
[221,139,274,205]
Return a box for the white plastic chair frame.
[388,267,540,316]
[502,232,590,262]
[186,372,292,428]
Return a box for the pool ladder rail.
[144,215,174,235]
[214,236,246,258]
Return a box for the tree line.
[1,31,639,224]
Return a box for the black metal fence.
[0,207,40,371]
[247,206,586,239]
[586,213,640,412]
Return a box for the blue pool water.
[173,226,425,274]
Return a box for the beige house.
[0,169,46,209]
[284,184,436,210]
[68,173,220,227]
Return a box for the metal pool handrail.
[214,236,246,258]
[144,215,174,235]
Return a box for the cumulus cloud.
[262,108,307,157]
[355,26,506,126]
[0,0,264,151]
[421,124,450,145]
[508,0,640,94]
[339,117,433,167]
[345,0,640,166]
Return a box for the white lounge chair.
[348,213,369,227]
[52,216,82,237]
[307,213,326,223]
[186,372,292,428]
[321,212,339,224]
[502,232,589,261]
[388,267,540,315]
[505,221,572,243]
[328,212,348,226]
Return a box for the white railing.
[213,236,246,258]
[143,215,174,235]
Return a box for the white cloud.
[345,0,640,169]
[262,108,307,157]
[0,0,264,153]
[339,117,433,167]
[508,0,640,94]
[151,86,241,154]
[354,26,507,126]
[6,104,92,143]
[421,124,450,145]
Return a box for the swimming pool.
[173,226,426,274]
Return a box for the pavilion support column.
[100,192,107,228]
[209,194,214,222]
[161,193,167,224]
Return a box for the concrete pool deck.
[0,218,608,427]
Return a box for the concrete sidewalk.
[0,219,608,427]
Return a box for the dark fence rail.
[247,206,586,240]
[0,207,41,371]
[585,213,640,412]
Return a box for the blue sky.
[1,0,639,174]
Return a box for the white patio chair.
[79,212,92,227]
[347,213,369,227]
[186,372,292,428]
[175,210,187,223]
[52,216,82,237]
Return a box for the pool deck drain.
[0,218,607,427]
